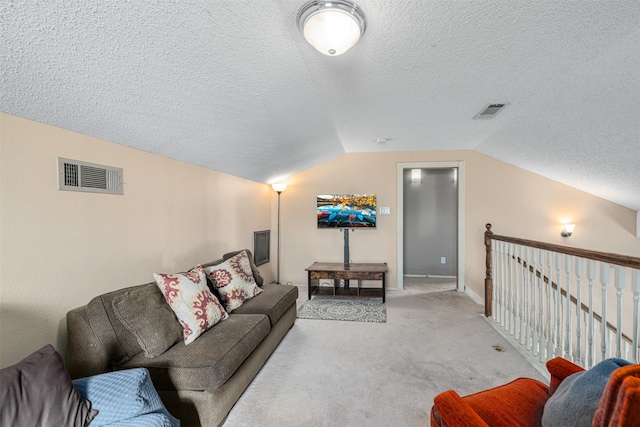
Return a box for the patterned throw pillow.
[153,265,228,345]
[204,250,263,312]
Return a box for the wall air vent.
[473,103,507,119]
[58,158,123,195]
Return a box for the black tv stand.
[343,228,351,288]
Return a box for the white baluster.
[555,253,563,357]
[608,330,615,358]
[575,258,584,365]
[507,243,514,334]
[538,248,546,362]
[520,247,531,349]
[546,251,554,360]
[564,254,573,361]
[587,260,596,368]
[600,263,611,360]
[531,248,538,356]
[516,245,523,340]
[614,267,626,358]
[500,241,507,328]
[632,270,640,363]
[495,241,501,325]
[491,241,497,321]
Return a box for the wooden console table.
[305,262,388,302]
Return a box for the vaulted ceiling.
[3,1,639,210]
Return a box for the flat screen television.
[317,194,377,229]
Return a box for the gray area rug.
[297,299,386,323]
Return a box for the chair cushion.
[464,377,549,427]
[0,344,98,427]
[542,358,631,427]
[232,283,298,325]
[72,368,179,427]
[118,313,270,390]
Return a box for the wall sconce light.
[561,224,576,237]
[411,169,422,183]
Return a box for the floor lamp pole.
[276,190,282,284]
[272,183,287,285]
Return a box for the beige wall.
[2,113,639,368]
[0,113,272,368]
[277,151,640,298]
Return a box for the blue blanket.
[73,368,180,427]
[542,358,631,427]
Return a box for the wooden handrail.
[484,223,640,270]
[484,223,640,346]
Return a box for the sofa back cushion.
[112,284,184,358]
[86,285,150,365]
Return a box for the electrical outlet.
[380,207,391,215]
[440,257,446,264]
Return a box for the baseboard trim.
[403,274,457,279]
[464,286,484,305]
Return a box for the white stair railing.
[484,224,640,369]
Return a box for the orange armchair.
[430,357,640,427]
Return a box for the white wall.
[0,113,272,368]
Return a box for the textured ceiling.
[2,1,639,210]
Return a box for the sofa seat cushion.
[118,313,270,391]
[232,283,298,326]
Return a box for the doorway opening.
[396,162,465,292]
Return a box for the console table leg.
[382,273,386,303]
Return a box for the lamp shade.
[297,0,366,56]
[272,183,287,193]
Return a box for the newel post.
[484,223,493,317]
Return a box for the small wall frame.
[253,230,270,266]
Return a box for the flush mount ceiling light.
[297,0,367,56]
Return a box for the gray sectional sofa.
[66,249,298,426]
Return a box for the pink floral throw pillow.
[204,250,263,312]
[153,265,228,345]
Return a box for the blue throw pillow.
[542,358,631,427]
[72,368,179,427]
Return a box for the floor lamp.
[272,183,287,284]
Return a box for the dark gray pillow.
[0,344,98,426]
[112,284,183,358]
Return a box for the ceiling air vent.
[58,158,123,195]
[473,103,507,119]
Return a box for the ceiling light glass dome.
[297,0,367,56]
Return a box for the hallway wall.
[403,168,457,276]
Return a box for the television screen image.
[317,194,377,228]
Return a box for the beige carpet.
[223,279,545,426]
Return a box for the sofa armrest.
[546,357,584,396]
[431,390,490,427]
[67,306,111,379]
